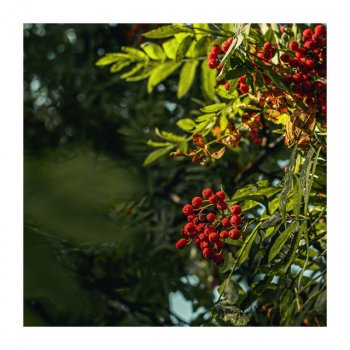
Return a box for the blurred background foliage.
[24,24,290,326]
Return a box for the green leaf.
[219,34,244,69]
[95,53,131,66]
[194,36,210,57]
[293,176,302,218]
[261,212,282,229]
[146,140,173,147]
[220,113,228,131]
[219,252,236,273]
[121,46,149,61]
[176,118,196,132]
[200,103,226,113]
[279,146,297,218]
[237,223,261,265]
[177,60,198,98]
[176,35,193,62]
[162,38,180,60]
[141,42,166,61]
[195,113,216,122]
[143,24,193,38]
[110,61,132,73]
[281,222,304,273]
[225,66,246,80]
[201,59,217,101]
[143,146,174,166]
[147,62,182,93]
[155,128,186,142]
[125,64,155,82]
[120,63,144,79]
[268,221,299,263]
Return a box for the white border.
[1,0,349,349]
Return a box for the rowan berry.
[209,194,219,204]
[208,59,218,69]
[200,241,209,250]
[229,229,241,240]
[184,222,196,234]
[230,204,241,215]
[182,204,194,216]
[289,40,299,51]
[303,28,313,39]
[239,75,246,84]
[187,214,195,222]
[217,201,227,211]
[208,52,217,60]
[314,24,326,36]
[192,196,203,208]
[202,247,213,259]
[289,58,299,68]
[209,232,220,243]
[264,41,273,52]
[211,45,222,55]
[214,240,225,251]
[280,53,290,62]
[176,238,188,249]
[230,215,241,227]
[207,212,216,222]
[220,230,229,239]
[224,82,230,91]
[202,188,213,199]
[239,84,249,94]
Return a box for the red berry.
[304,40,315,50]
[192,196,203,208]
[194,237,201,245]
[289,40,299,51]
[229,229,241,240]
[202,247,213,259]
[202,188,213,199]
[182,204,194,216]
[280,53,290,62]
[211,45,222,55]
[224,82,231,91]
[239,84,249,94]
[220,230,229,239]
[208,59,218,69]
[176,238,188,249]
[217,201,228,211]
[184,222,196,234]
[209,232,220,243]
[222,217,231,227]
[314,24,326,36]
[205,225,216,234]
[230,215,241,227]
[206,212,216,222]
[239,75,246,84]
[283,75,293,84]
[208,52,217,60]
[264,41,273,52]
[289,58,299,68]
[200,241,209,250]
[305,59,315,69]
[209,194,219,204]
[187,214,195,222]
[295,48,306,58]
[198,233,207,242]
[216,190,227,201]
[230,204,241,215]
[303,28,313,39]
[213,253,224,265]
[292,73,303,83]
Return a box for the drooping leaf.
[268,221,299,263]
[177,60,198,98]
[155,128,187,142]
[120,63,144,79]
[201,59,217,101]
[110,60,132,73]
[175,35,193,62]
[237,223,261,265]
[147,61,182,93]
[143,145,174,166]
[95,53,131,66]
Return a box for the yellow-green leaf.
[141,42,166,61]
[177,60,198,98]
[147,62,182,93]
[201,60,217,101]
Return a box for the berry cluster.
[207,37,234,70]
[175,188,245,266]
[281,24,327,119]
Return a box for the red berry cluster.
[207,37,234,70]
[175,188,245,266]
[281,24,327,119]
[257,41,277,62]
